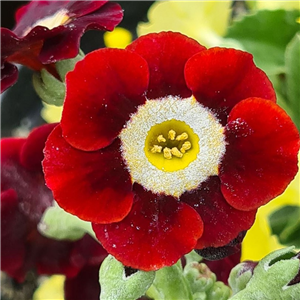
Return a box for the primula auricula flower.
[1,0,123,93]
[43,32,300,271]
[1,124,107,282]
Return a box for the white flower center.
[119,96,226,197]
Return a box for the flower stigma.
[120,96,226,197]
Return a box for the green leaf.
[184,250,202,265]
[226,9,300,75]
[285,32,300,130]
[229,247,300,300]
[38,202,95,241]
[146,261,193,300]
[99,255,155,300]
[268,205,300,247]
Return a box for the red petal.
[1,137,25,164]
[126,31,205,99]
[39,2,124,63]
[43,125,133,223]
[20,123,57,172]
[185,48,276,124]
[181,176,256,248]
[1,189,27,282]
[1,62,18,93]
[93,183,203,271]
[61,48,149,151]
[1,137,53,222]
[220,98,300,211]
[64,265,100,300]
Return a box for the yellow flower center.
[144,119,199,172]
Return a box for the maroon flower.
[1,124,107,282]
[42,32,300,271]
[1,0,123,92]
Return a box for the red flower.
[1,0,123,92]
[1,124,107,282]
[42,32,300,271]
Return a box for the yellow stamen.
[157,134,166,143]
[151,145,162,153]
[176,132,188,141]
[163,147,172,159]
[171,147,183,158]
[168,130,176,140]
[180,141,192,153]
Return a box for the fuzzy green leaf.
[100,255,155,300]
[229,247,300,300]
[38,203,95,241]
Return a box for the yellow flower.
[33,275,65,300]
[253,1,300,10]
[137,1,232,47]
[41,102,63,123]
[242,152,300,261]
[103,27,132,49]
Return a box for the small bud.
[184,262,216,293]
[228,260,258,295]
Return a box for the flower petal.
[43,125,133,223]
[20,123,57,172]
[181,176,256,248]
[185,47,276,124]
[93,183,203,271]
[1,189,27,282]
[1,137,53,222]
[61,48,149,151]
[39,2,124,63]
[1,62,18,93]
[126,31,205,99]
[220,98,300,211]
[64,265,100,300]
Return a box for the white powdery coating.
[119,96,226,197]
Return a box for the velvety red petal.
[43,125,133,223]
[70,234,108,267]
[13,1,121,38]
[181,176,256,248]
[39,2,124,63]
[1,189,27,282]
[220,98,300,211]
[93,183,203,271]
[20,123,57,172]
[185,48,276,124]
[65,265,100,300]
[126,31,206,99]
[1,137,53,222]
[1,137,25,164]
[66,1,107,17]
[1,62,18,93]
[61,48,148,151]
